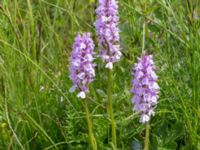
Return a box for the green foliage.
[0,0,200,149]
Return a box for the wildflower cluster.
[94,0,121,69]
[69,33,95,99]
[131,52,159,123]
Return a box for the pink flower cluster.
[94,0,121,69]
[69,33,95,99]
[131,52,159,123]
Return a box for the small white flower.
[105,62,113,69]
[77,91,86,99]
[102,16,112,22]
[86,54,94,61]
[77,72,85,80]
[80,43,86,49]
[148,109,155,116]
[140,114,150,123]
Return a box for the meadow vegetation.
[0,0,200,149]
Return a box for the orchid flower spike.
[69,33,96,99]
[94,0,121,69]
[131,51,160,123]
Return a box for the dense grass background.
[0,0,200,149]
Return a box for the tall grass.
[0,0,199,149]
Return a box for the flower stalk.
[69,33,97,149]
[144,123,150,150]
[94,0,120,147]
[84,99,97,150]
[107,69,117,147]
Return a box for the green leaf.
[150,134,158,150]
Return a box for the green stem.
[142,22,146,52]
[107,69,117,148]
[144,123,150,150]
[84,99,97,150]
